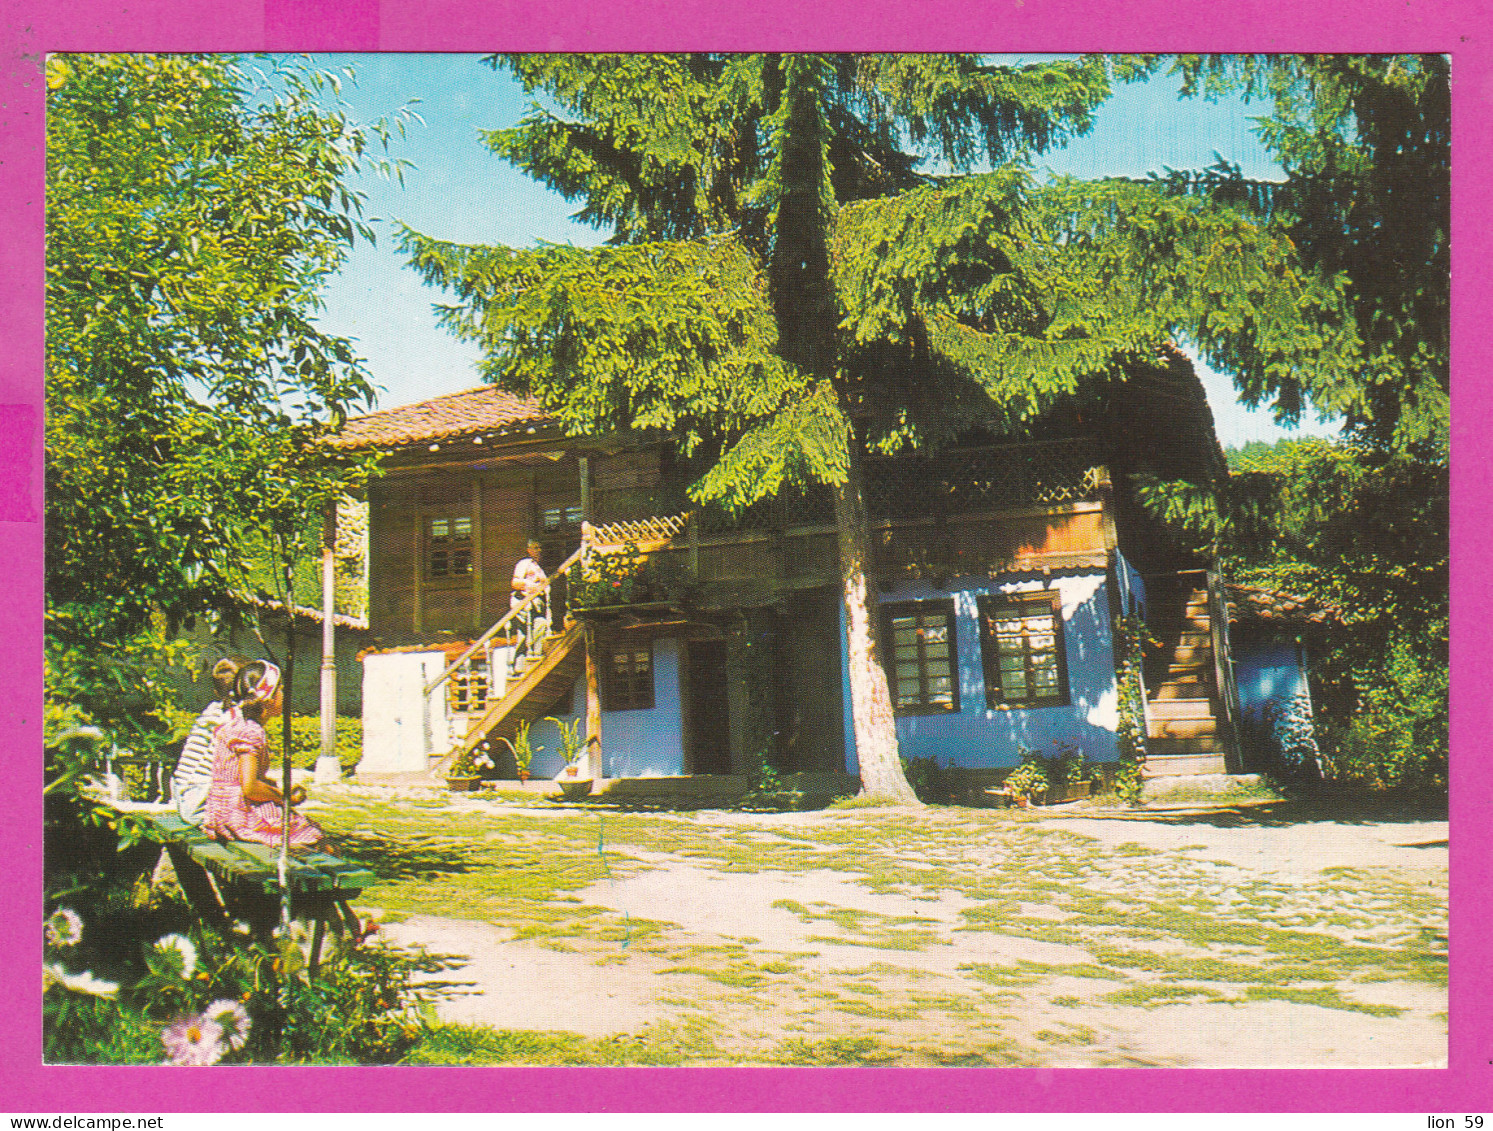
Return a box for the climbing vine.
[1113,613,1149,805]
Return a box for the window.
[978,592,1069,708]
[448,657,490,715]
[542,504,583,531]
[605,643,654,711]
[883,601,958,714]
[428,515,473,579]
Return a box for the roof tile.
[329,386,549,451]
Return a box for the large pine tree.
[402,53,1359,801]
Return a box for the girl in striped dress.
[171,657,243,826]
[204,660,323,849]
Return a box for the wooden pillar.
[472,477,484,630]
[578,456,591,520]
[584,622,602,779]
[315,502,341,783]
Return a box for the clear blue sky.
[311,53,1340,450]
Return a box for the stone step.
[1141,751,1230,777]
[1147,717,1218,741]
[1146,736,1223,756]
[1147,698,1216,720]
[1149,681,1213,700]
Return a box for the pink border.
[4,0,1485,1111]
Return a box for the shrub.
[1319,636,1447,790]
[899,755,946,803]
[1002,753,1048,804]
[43,903,460,1065]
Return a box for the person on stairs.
[510,538,549,676]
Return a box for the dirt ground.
[325,790,1446,1067]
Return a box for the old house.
[329,347,1315,789]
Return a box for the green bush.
[900,755,946,803]
[1319,636,1447,790]
[43,903,460,1065]
[161,710,363,773]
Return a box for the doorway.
[684,639,732,774]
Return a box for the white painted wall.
[359,650,449,774]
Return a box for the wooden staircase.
[434,621,587,775]
[1143,581,1229,777]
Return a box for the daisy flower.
[201,999,251,1051]
[45,908,83,947]
[153,933,198,978]
[44,962,119,998]
[160,1014,225,1066]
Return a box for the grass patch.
[774,1036,898,1065]
[1242,985,1405,1017]
[1103,983,1228,1008]
[1036,1023,1096,1045]
[408,1018,728,1065]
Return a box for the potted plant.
[1002,760,1048,808]
[445,745,491,792]
[1043,741,1091,804]
[494,720,540,783]
[546,715,592,799]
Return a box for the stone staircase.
[1143,581,1229,777]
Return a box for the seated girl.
[203,660,323,849]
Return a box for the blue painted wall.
[1114,551,1146,621]
[1234,632,1309,725]
[842,570,1122,772]
[530,636,686,778]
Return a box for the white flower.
[160,1014,225,1066]
[44,962,118,998]
[202,999,251,1051]
[45,908,83,947]
[153,933,198,978]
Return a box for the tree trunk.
[835,444,919,804]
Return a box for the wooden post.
[584,622,602,780]
[315,501,341,784]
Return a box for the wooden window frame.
[541,503,584,532]
[978,591,1070,709]
[882,599,960,716]
[604,641,655,711]
[426,514,474,581]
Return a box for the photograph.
[36,48,1452,1074]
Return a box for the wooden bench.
[133,809,378,973]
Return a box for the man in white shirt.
[510,539,549,674]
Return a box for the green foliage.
[43,902,457,1065]
[155,707,364,774]
[899,755,946,803]
[1142,54,1448,451]
[571,542,652,608]
[406,53,1388,802]
[1112,614,1148,805]
[1218,438,1446,788]
[1002,756,1048,804]
[545,716,588,769]
[738,747,807,811]
[493,719,541,776]
[46,53,393,648]
[1318,639,1447,790]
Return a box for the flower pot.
[558,778,593,801]
[445,776,481,792]
[516,769,531,783]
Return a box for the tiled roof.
[328,385,550,451]
[1225,584,1341,626]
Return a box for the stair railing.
[423,543,587,705]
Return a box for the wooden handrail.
[423,543,586,697]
